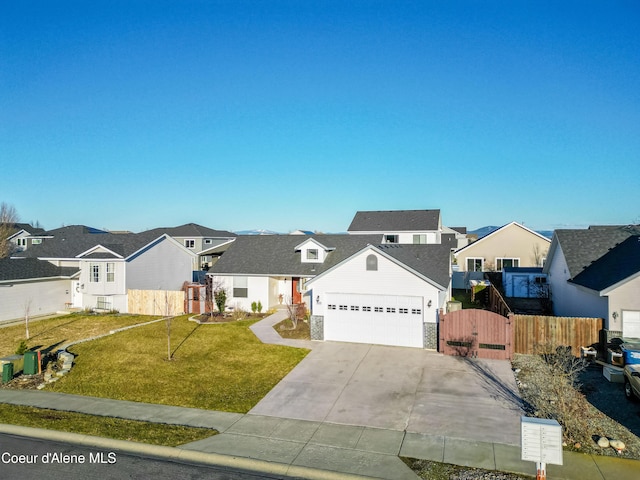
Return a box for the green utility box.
[23,351,38,375]
[2,363,14,383]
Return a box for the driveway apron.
[250,342,524,446]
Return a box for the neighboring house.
[454,222,551,273]
[544,225,640,336]
[289,230,315,235]
[13,226,196,313]
[502,267,548,298]
[208,232,455,349]
[347,209,443,244]
[0,258,79,322]
[5,223,46,253]
[142,223,236,271]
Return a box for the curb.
[0,423,375,480]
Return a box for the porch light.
[316,295,321,304]
[427,300,432,308]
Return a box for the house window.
[412,308,422,315]
[233,277,248,298]
[534,276,547,284]
[96,297,111,310]
[32,239,42,245]
[17,238,27,247]
[90,263,100,282]
[350,305,359,311]
[204,239,213,245]
[384,235,399,244]
[184,239,195,249]
[413,234,427,244]
[339,305,348,310]
[374,307,383,313]
[399,308,409,314]
[366,254,378,271]
[363,306,372,312]
[386,307,396,313]
[106,263,115,282]
[328,304,337,310]
[466,258,484,272]
[307,249,319,260]
[496,258,520,271]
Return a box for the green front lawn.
[49,315,309,413]
[0,404,217,446]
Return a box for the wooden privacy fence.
[128,289,185,316]
[511,315,603,356]
[439,309,513,360]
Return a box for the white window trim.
[184,239,196,249]
[106,262,115,282]
[466,257,484,272]
[90,263,101,282]
[496,257,520,271]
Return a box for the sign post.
[521,417,563,480]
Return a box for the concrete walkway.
[2,311,640,479]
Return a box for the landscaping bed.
[274,318,310,340]
[512,353,640,459]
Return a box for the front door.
[291,277,302,304]
[71,280,83,308]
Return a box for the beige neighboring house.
[454,222,551,273]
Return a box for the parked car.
[624,364,640,401]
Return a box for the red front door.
[292,277,302,304]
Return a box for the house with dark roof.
[141,223,236,270]
[4,222,46,253]
[0,258,79,322]
[347,209,443,244]
[543,225,640,337]
[13,225,197,313]
[209,233,455,349]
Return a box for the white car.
[624,364,640,401]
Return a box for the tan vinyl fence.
[127,289,185,316]
[511,314,603,356]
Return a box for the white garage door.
[324,293,424,348]
[623,310,640,339]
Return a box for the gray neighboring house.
[142,223,236,271]
[0,258,79,322]
[209,233,455,349]
[13,225,196,313]
[544,225,640,337]
[5,223,46,253]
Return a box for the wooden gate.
[439,309,513,360]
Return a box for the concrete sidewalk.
[2,389,640,480]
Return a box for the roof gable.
[454,222,550,255]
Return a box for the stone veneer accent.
[310,315,324,341]
[424,322,437,350]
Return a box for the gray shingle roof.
[570,235,640,291]
[141,223,236,238]
[347,210,441,232]
[0,258,79,281]
[210,234,454,289]
[554,225,640,279]
[14,225,170,260]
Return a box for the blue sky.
[2,1,639,233]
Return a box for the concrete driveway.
[249,342,524,446]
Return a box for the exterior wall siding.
[0,279,71,322]
[606,276,640,332]
[126,238,194,291]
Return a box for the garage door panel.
[325,293,424,348]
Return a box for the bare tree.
[0,202,19,258]
[24,298,32,340]
[283,295,306,330]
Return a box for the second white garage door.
[324,293,424,348]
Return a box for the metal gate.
[439,309,512,360]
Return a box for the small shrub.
[214,288,227,314]
[231,303,247,321]
[257,300,263,313]
[15,340,28,355]
[251,301,258,314]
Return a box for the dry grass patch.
[49,315,309,413]
[0,403,216,446]
[0,313,159,357]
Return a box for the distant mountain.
[234,229,281,235]
[469,226,553,239]
[469,226,500,238]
